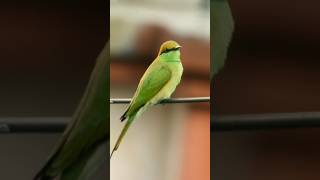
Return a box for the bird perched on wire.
[111,40,183,158]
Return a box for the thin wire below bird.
[110,97,210,104]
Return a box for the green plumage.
[111,40,183,157]
[123,64,171,120]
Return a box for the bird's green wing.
[124,62,171,119]
[111,62,171,156]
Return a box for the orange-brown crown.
[158,40,181,56]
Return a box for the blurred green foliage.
[60,42,109,180]
[211,0,234,78]
[35,42,109,180]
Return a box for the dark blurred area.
[0,1,107,116]
[0,1,107,179]
[213,1,320,180]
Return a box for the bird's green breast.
[149,52,183,104]
[159,50,181,62]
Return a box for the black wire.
[2,112,320,133]
[212,112,320,131]
[0,117,68,133]
[110,97,210,104]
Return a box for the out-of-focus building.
[110,0,210,180]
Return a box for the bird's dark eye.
[160,47,180,55]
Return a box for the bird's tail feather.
[110,115,135,158]
[120,108,129,122]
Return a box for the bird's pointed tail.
[110,115,135,158]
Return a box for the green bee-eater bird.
[111,40,183,158]
[34,43,109,180]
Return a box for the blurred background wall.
[110,0,210,180]
[213,1,320,180]
[0,1,107,179]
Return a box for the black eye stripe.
[160,47,180,55]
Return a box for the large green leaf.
[211,0,234,78]
[60,42,109,180]
[60,141,108,180]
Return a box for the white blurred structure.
[110,87,188,180]
[110,0,210,55]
